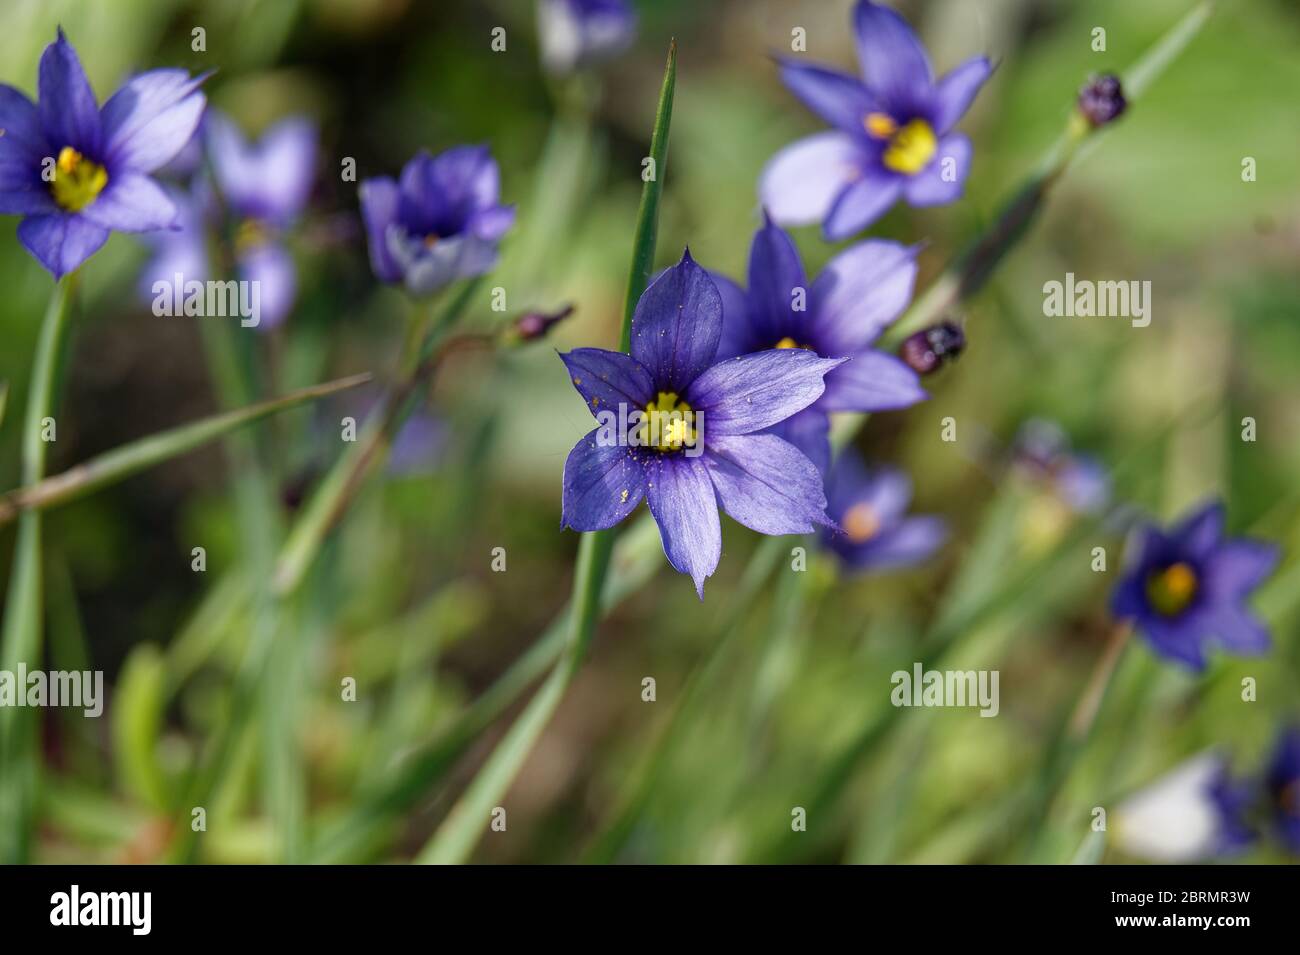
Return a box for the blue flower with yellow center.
[559,249,845,598]
[759,0,992,240]
[0,28,208,278]
[710,216,927,473]
[1111,500,1280,670]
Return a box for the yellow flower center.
[775,337,813,351]
[638,391,696,453]
[843,502,881,544]
[50,146,109,212]
[866,117,937,176]
[1145,561,1199,618]
[235,218,270,252]
[863,112,898,139]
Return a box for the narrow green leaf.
[112,644,169,812]
[0,278,73,863]
[0,373,372,526]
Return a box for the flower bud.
[510,304,575,343]
[900,321,965,375]
[1078,74,1127,127]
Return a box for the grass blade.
[0,373,372,526]
[0,278,74,862]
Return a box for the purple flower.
[1265,725,1300,854]
[760,0,991,239]
[1110,500,1280,670]
[0,28,207,278]
[141,112,318,330]
[1011,419,1110,515]
[359,146,515,296]
[711,217,925,473]
[819,450,946,573]
[538,0,637,74]
[560,249,844,597]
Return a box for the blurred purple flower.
[0,28,207,278]
[140,112,318,330]
[1011,418,1110,515]
[760,0,991,239]
[1265,725,1300,854]
[819,450,946,573]
[1111,500,1279,670]
[388,412,447,477]
[538,0,637,74]
[560,249,842,597]
[712,216,926,473]
[359,145,514,296]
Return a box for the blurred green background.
[0,0,1298,863]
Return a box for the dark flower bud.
[900,321,965,375]
[510,303,575,343]
[1078,74,1127,127]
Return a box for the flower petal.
[686,349,845,435]
[710,269,757,361]
[1174,500,1225,559]
[1210,608,1271,655]
[705,433,831,535]
[745,216,808,347]
[903,133,971,207]
[0,84,50,162]
[845,516,947,571]
[1206,540,1280,601]
[239,241,297,331]
[817,349,926,412]
[17,213,110,279]
[758,131,863,228]
[559,347,655,420]
[628,248,723,394]
[1135,616,1209,671]
[207,113,316,223]
[645,454,721,598]
[932,56,992,134]
[853,1,933,108]
[764,406,830,476]
[359,176,403,282]
[78,171,177,232]
[809,239,918,355]
[38,29,102,154]
[100,69,208,173]
[562,429,647,532]
[823,167,903,240]
[398,145,499,237]
[776,58,878,134]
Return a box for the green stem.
[0,277,74,863]
[416,40,677,866]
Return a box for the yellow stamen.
[775,337,798,349]
[880,119,937,175]
[50,146,108,212]
[843,502,881,544]
[863,112,898,139]
[638,391,696,452]
[1145,561,1198,618]
[235,218,269,253]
